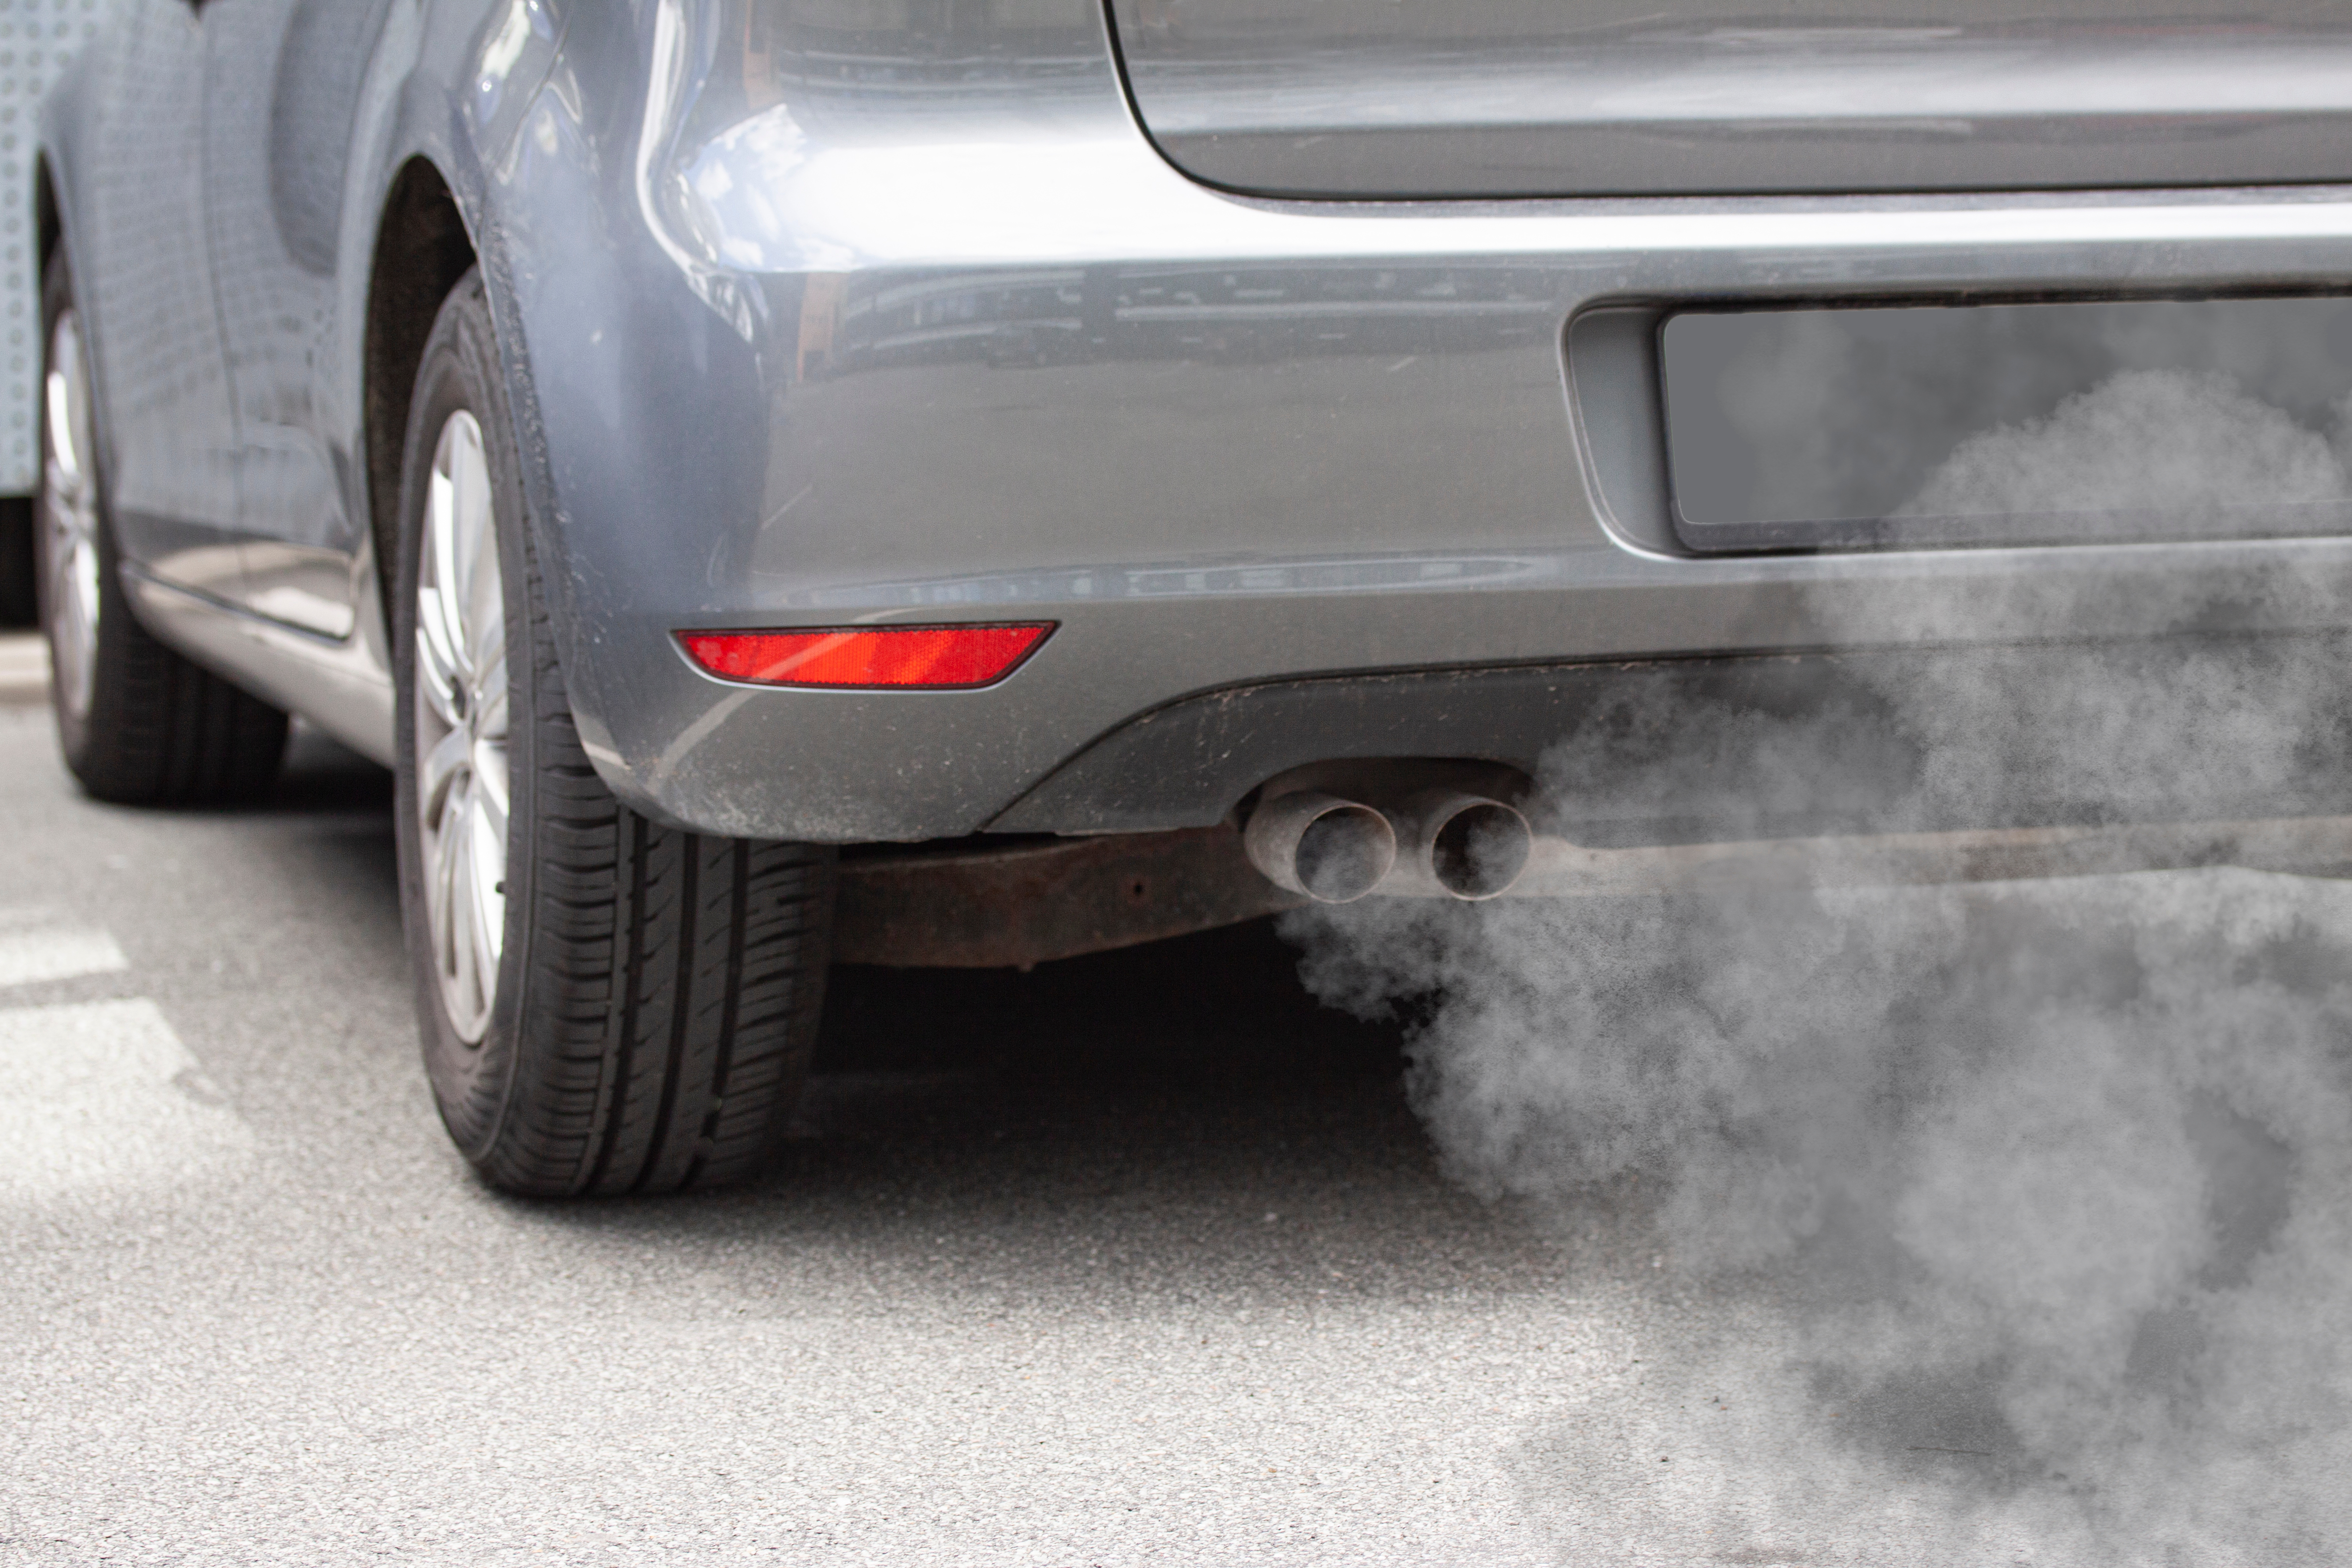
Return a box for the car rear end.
[498,0,2352,949]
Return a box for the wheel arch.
[33,153,58,267]
[362,156,480,630]
[31,52,113,508]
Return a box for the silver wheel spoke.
[462,795,504,1012]
[472,737,510,843]
[421,721,472,823]
[427,469,469,669]
[469,616,509,715]
[45,369,80,484]
[442,806,479,1017]
[415,603,466,730]
[448,425,498,637]
[414,408,509,1046]
[428,798,460,977]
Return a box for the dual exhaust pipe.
[1244,789,1532,903]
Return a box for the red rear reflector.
[677,623,1053,689]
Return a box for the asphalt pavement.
[3,657,2345,1566]
[0,633,46,706]
[0,691,1687,1568]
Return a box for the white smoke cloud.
[1899,367,2352,526]
[1280,356,2352,1560]
[1287,871,2352,1562]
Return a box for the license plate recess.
[1661,296,2352,552]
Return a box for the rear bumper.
[499,7,2352,844]
[630,631,2352,846]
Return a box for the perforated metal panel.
[0,0,111,495]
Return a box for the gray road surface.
[4,683,2336,1567]
[0,702,1708,1567]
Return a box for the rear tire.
[37,244,287,804]
[393,271,836,1197]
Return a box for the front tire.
[37,244,287,804]
[393,271,836,1197]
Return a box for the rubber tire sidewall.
[37,245,129,777]
[393,274,539,1164]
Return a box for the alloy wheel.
[42,310,100,723]
[413,409,510,1044]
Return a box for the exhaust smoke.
[1281,372,2352,1560]
[1289,874,2352,1561]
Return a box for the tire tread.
[470,418,829,1197]
[401,271,832,1199]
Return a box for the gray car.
[33,0,2352,1194]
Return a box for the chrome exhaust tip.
[1388,790,1532,900]
[1243,791,1398,904]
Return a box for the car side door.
[198,0,393,640]
[74,0,245,601]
